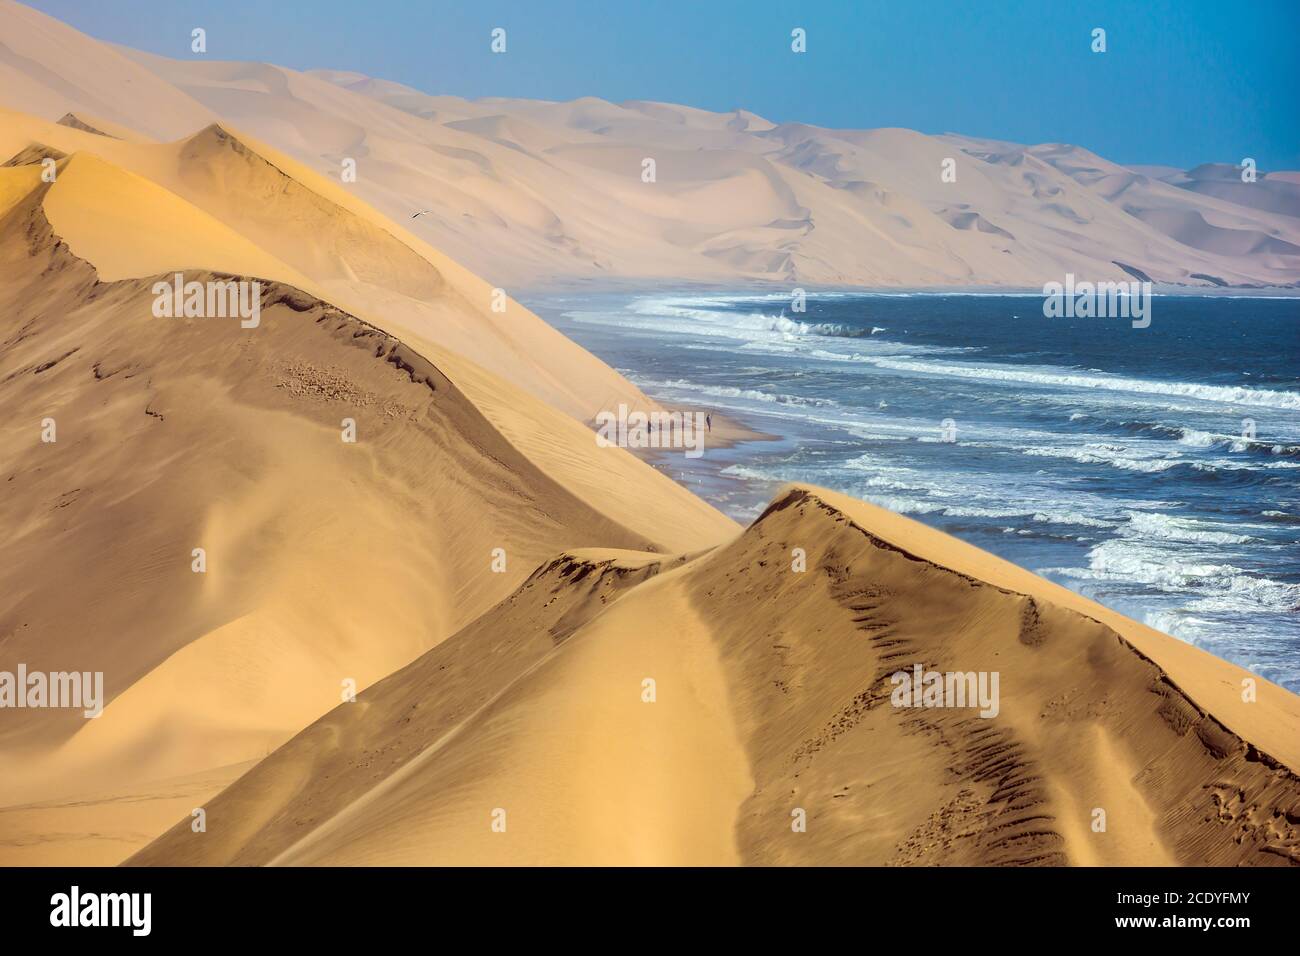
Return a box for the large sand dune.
[1,2,1297,868]
[130,488,1300,866]
[0,108,734,863]
[0,106,665,423]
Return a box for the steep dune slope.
[0,107,669,424]
[0,129,734,863]
[0,108,737,544]
[0,176,635,768]
[0,0,214,138]
[700,488,1300,866]
[130,549,751,866]
[41,150,314,284]
[133,487,1300,867]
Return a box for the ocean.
[531,290,1300,693]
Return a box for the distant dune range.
[2,1,1299,289]
[1,1,1299,866]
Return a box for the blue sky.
[26,0,1300,169]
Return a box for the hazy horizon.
[19,0,1300,170]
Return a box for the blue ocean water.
[532,290,1300,693]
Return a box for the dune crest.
[0,123,734,862]
[131,487,1300,867]
[1,3,1297,872]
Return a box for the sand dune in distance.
[3,1,1297,292]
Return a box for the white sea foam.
[1124,511,1253,545]
[718,463,782,482]
[1050,537,1299,614]
[629,376,835,407]
[1033,511,1114,528]
[1022,443,1183,473]
[628,298,867,338]
[722,339,1300,415]
[1176,428,1218,447]
[838,355,1300,411]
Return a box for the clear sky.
[24,0,1300,169]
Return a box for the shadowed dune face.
[690,490,1300,866]
[0,114,739,864]
[0,179,655,813]
[132,488,1300,867]
[55,112,116,139]
[0,106,681,426]
[1,141,64,167]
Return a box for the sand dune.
[0,107,668,423]
[133,62,1300,290]
[131,487,1300,866]
[4,2,1295,290]
[2,1,1298,869]
[0,0,215,139]
[1136,162,1300,220]
[0,109,735,863]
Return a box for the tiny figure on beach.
[706,414,712,432]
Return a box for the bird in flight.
[410,210,432,219]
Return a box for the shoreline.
[538,287,1300,696]
[516,279,1300,299]
[614,398,774,501]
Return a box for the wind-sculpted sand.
[0,120,733,863]
[131,491,1300,866]
[0,1,1297,867]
